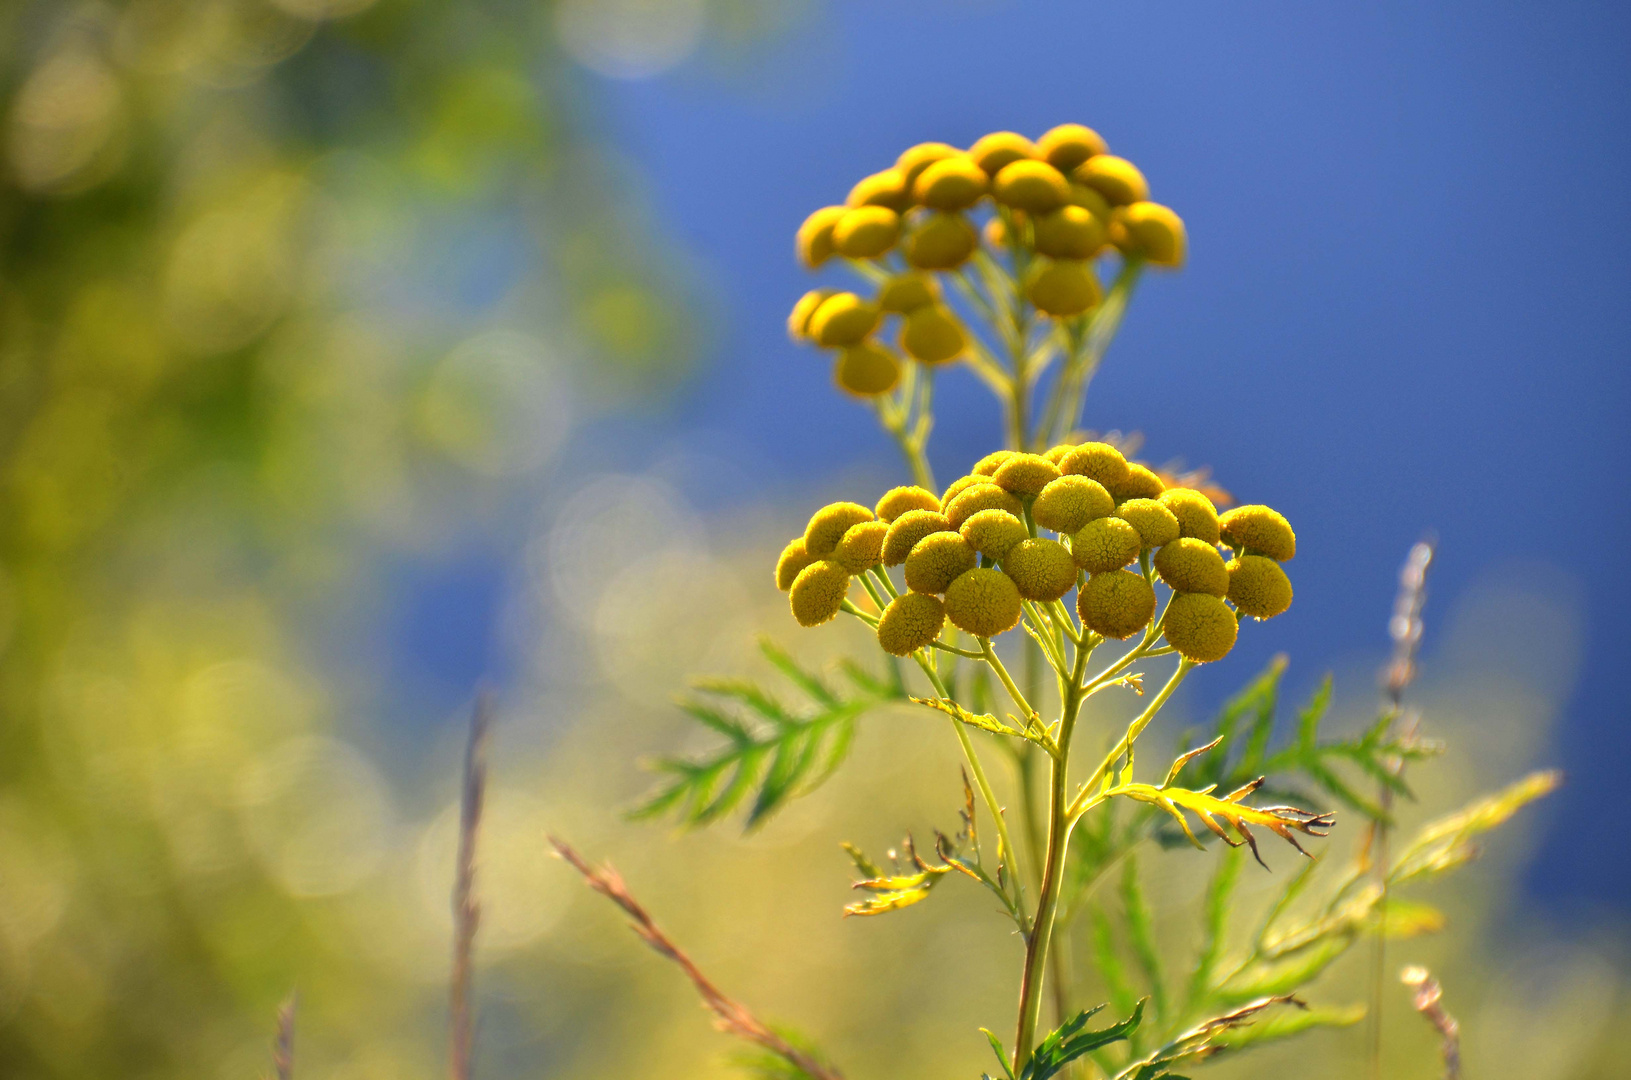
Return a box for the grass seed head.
[876,591,946,656]
[1162,591,1239,662]
[1227,555,1294,619]
[1079,569,1156,639]
[944,567,1024,637]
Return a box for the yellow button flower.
[796,205,846,267]
[900,304,967,365]
[804,501,876,558]
[789,560,851,627]
[775,537,815,592]
[875,485,941,523]
[1032,475,1115,534]
[1025,258,1102,316]
[1037,123,1109,173]
[896,141,962,188]
[877,272,940,313]
[905,212,978,269]
[904,531,977,594]
[877,591,946,656]
[833,520,889,572]
[1157,487,1221,544]
[1154,538,1228,597]
[1003,538,1076,602]
[913,155,988,212]
[960,508,1028,560]
[1033,205,1109,260]
[992,159,1071,214]
[1060,442,1131,490]
[993,452,1062,497]
[1227,555,1293,619]
[787,288,834,341]
[1114,202,1186,267]
[1074,154,1149,206]
[945,567,1024,637]
[832,205,900,258]
[846,168,912,212]
[1162,592,1238,663]
[883,508,953,566]
[833,342,902,397]
[1218,505,1296,561]
[945,482,1024,530]
[1071,516,1142,572]
[968,131,1036,176]
[1079,569,1155,639]
[1115,498,1181,549]
[1109,462,1166,503]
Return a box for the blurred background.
[1,1,1627,1078]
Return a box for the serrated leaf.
[1215,937,1351,1004]
[910,696,1057,755]
[1021,1000,1143,1080]
[1389,769,1560,884]
[1109,779,1334,868]
[1207,1003,1365,1049]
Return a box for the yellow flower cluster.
[786,125,1186,398]
[775,440,1294,664]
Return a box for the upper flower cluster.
[776,440,1293,665]
[786,125,1186,397]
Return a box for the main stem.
[1012,641,1090,1071]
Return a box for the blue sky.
[387,1,1631,911]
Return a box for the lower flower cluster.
[776,441,1295,662]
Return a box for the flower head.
[876,592,946,656]
[944,567,1024,637]
[1162,592,1239,662]
[1079,569,1155,639]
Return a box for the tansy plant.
[555,125,1558,1080]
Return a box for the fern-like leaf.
[632,639,901,830]
[1020,1000,1144,1080]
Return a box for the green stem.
[981,639,1036,723]
[1069,660,1195,820]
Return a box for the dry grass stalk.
[1400,965,1461,1080]
[548,835,844,1080]
[270,992,295,1080]
[451,691,493,1080]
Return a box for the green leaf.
[910,696,1057,755]
[1390,769,1560,884]
[843,836,954,916]
[632,640,902,830]
[981,1028,1017,1080]
[1208,1003,1365,1049]
[1021,1000,1144,1080]
[1186,845,1243,1012]
[1215,937,1351,1004]
[1087,903,1139,1019]
[1121,857,1167,1029]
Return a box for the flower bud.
[1115,498,1181,549]
[1071,516,1142,572]
[1003,538,1076,602]
[1037,123,1109,173]
[1109,462,1165,503]
[1227,555,1293,619]
[1157,488,1221,544]
[788,289,834,341]
[1078,569,1155,639]
[809,292,880,347]
[775,537,816,591]
[993,452,1062,497]
[877,591,946,656]
[883,508,953,566]
[914,156,988,212]
[942,473,991,504]
[992,160,1071,214]
[796,206,846,267]
[960,508,1028,560]
[1113,202,1186,267]
[944,567,1024,637]
[1162,592,1238,663]
[900,304,967,365]
[833,519,889,572]
[972,451,1015,477]
[832,205,900,259]
[1218,505,1296,561]
[1024,259,1102,317]
[904,531,977,594]
[877,272,940,314]
[804,501,876,558]
[896,142,962,189]
[789,560,851,627]
[1032,474,1114,534]
[1154,538,1228,597]
[1059,442,1131,490]
[847,168,912,212]
[1032,205,1109,260]
[905,212,978,269]
[945,482,1023,530]
[876,485,942,523]
[833,342,902,396]
[1074,154,1149,206]
[968,132,1036,176]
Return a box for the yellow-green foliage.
[904,531,977,594]
[1033,475,1114,534]
[882,509,953,566]
[876,591,947,656]
[1228,554,1294,619]
[1079,568,1156,638]
[960,508,1029,560]
[789,559,852,626]
[876,486,941,522]
[1163,591,1239,662]
[1003,538,1077,601]
[1115,498,1182,549]
[1220,504,1298,561]
[1155,537,1229,596]
[805,501,876,558]
[944,567,1024,637]
[1072,515,1143,572]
